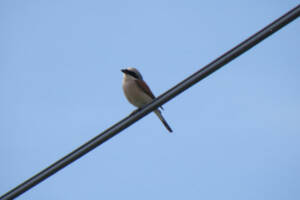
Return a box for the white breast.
[122,78,153,108]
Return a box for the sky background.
[1,1,299,200]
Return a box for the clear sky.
[1,1,299,200]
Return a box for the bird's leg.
[129,108,142,116]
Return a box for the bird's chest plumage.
[122,79,151,108]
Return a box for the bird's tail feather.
[154,110,173,133]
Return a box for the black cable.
[1,4,299,200]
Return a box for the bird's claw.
[129,108,142,116]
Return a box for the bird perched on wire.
[121,67,173,133]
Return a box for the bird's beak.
[121,69,127,74]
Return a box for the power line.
[1,4,299,200]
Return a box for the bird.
[121,67,173,133]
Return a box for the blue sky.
[1,1,299,199]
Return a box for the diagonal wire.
[1,4,299,200]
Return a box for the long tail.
[154,110,173,133]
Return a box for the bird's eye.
[127,71,139,79]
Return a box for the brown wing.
[135,79,164,110]
[135,79,155,99]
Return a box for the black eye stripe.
[127,70,139,79]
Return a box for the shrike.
[121,67,173,133]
